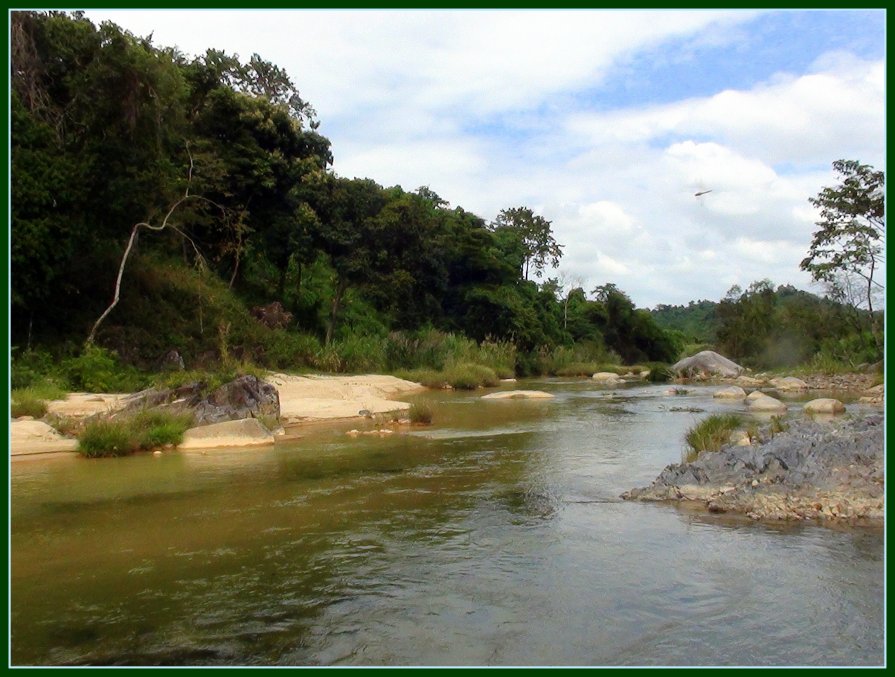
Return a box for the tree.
[800,160,885,353]
[491,206,563,280]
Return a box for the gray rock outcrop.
[116,374,280,426]
[622,415,883,522]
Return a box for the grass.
[408,402,434,425]
[684,414,743,460]
[395,362,499,390]
[77,409,194,458]
[11,382,68,418]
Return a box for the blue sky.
[82,9,885,308]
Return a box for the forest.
[10,12,884,391]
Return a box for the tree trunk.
[325,277,347,346]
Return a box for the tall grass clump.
[408,402,434,425]
[11,381,68,418]
[77,410,194,458]
[644,362,675,382]
[445,363,499,390]
[684,414,743,460]
[331,334,387,373]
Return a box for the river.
[10,380,884,666]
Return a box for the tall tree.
[491,206,563,280]
[800,159,885,353]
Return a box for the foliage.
[685,414,743,458]
[61,345,149,393]
[645,363,674,383]
[77,409,193,457]
[491,206,563,280]
[408,402,434,425]
[11,392,48,418]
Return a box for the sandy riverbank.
[10,373,425,457]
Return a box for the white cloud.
[80,9,884,307]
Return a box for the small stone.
[153,450,163,456]
[751,479,759,487]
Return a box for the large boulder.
[672,351,743,378]
[747,394,787,412]
[192,375,280,425]
[804,398,846,415]
[115,375,280,426]
[592,372,622,385]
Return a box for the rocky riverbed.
[622,414,884,523]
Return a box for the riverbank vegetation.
[77,410,194,458]
[684,414,745,460]
[11,11,883,394]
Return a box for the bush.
[11,393,48,418]
[261,330,321,370]
[645,362,674,382]
[11,348,57,389]
[408,402,434,425]
[332,334,387,373]
[77,409,194,458]
[445,363,499,389]
[62,345,148,393]
[685,414,743,459]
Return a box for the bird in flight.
[694,189,713,197]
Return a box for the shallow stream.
[10,380,884,666]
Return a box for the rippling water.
[10,380,884,666]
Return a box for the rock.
[714,386,747,399]
[179,418,275,450]
[745,390,769,403]
[769,376,808,391]
[736,375,767,387]
[500,378,518,383]
[731,429,752,446]
[592,372,622,384]
[747,394,787,412]
[481,390,555,400]
[804,398,846,415]
[250,301,293,329]
[158,349,185,372]
[623,414,884,522]
[672,351,744,378]
[16,415,35,421]
[193,375,280,425]
[863,384,884,396]
[10,420,79,455]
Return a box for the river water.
[10,380,884,666]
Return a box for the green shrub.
[11,393,48,419]
[11,348,58,389]
[332,334,387,373]
[408,402,434,425]
[445,362,499,389]
[61,345,148,393]
[645,362,674,382]
[78,419,137,458]
[261,330,321,370]
[554,362,599,377]
[77,409,194,457]
[685,414,743,459]
[393,368,448,389]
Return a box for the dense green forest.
[10,12,884,389]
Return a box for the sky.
[82,9,885,309]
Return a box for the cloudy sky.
[83,9,885,309]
